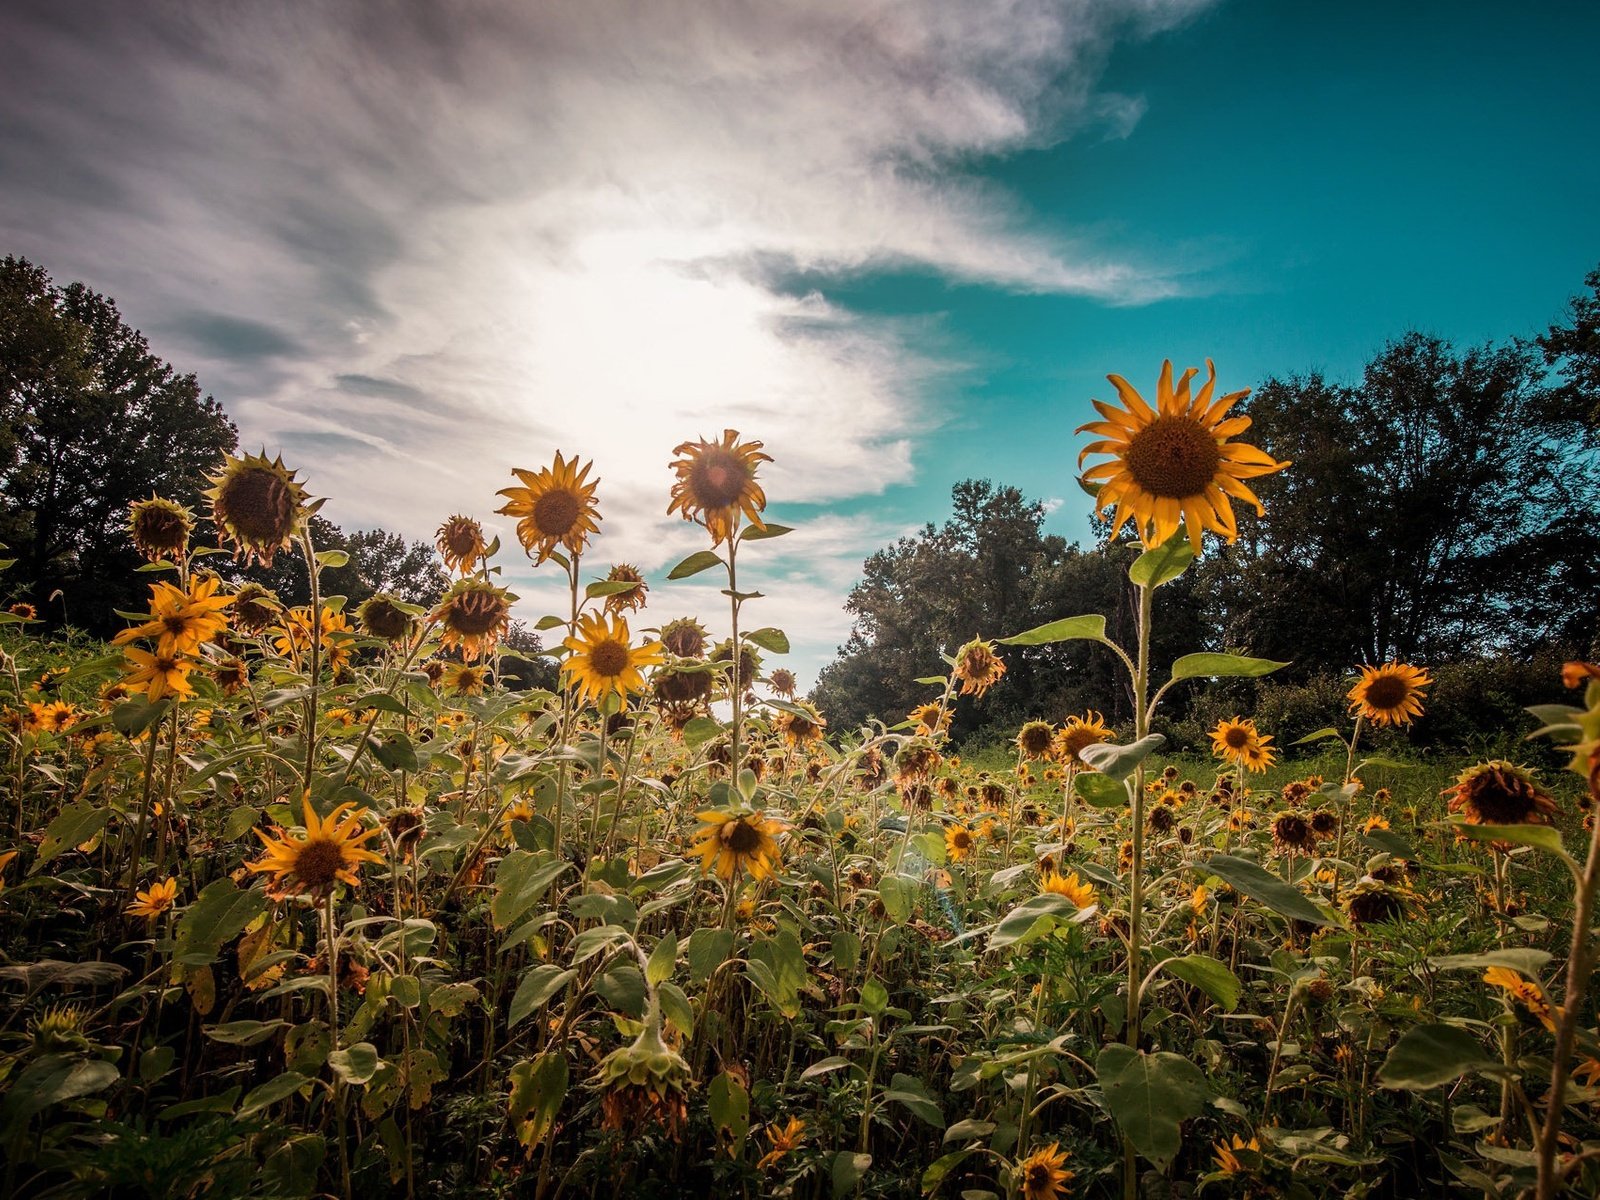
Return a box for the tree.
[1195,332,1600,669]
[225,516,449,609]
[0,256,238,628]
[1539,262,1600,429]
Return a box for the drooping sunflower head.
[247,797,384,899]
[1016,1142,1073,1200]
[689,809,784,881]
[908,701,950,737]
[1271,811,1317,855]
[431,578,515,662]
[1077,360,1289,554]
[496,452,601,564]
[205,451,311,567]
[127,495,193,562]
[442,662,493,697]
[601,563,649,614]
[356,593,415,642]
[952,636,1007,698]
[653,663,714,707]
[666,429,772,546]
[1348,662,1431,727]
[561,611,664,708]
[1343,878,1409,928]
[776,702,826,749]
[1017,720,1056,761]
[435,514,488,575]
[228,583,280,634]
[593,1015,692,1141]
[1054,711,1110,767]
[659,616,709,659]
[709,639,762,699]
[768,667,798,699]
[894,739,943,786]
[1310,809,1338,839]
[1445,760,1559,827]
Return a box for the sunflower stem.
[727,534,742,779]
[300,526,322,797]
[325,889,352,1200]
[1122,576,1154,1200]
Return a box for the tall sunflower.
[666,429,772,546]
[112,578,233,658]
[689,809,784,881]
[205,451,311,567]
[1348,662,1431,727]
[1054,711,1110,768]
[127,496,193,562]
[561,612,664,707]
[952,636,1007,698]
[1077,360,1289,554]
[247,797,384,899]
[435,514,488,575]
[1210,716,1276,772]
[497,452,600,564]
[775,702,826,749]
[431,579,515,663]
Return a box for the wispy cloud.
[1,0,1207,684]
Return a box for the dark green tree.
[226,516,449,609]
[0,256,238,628]
[1539,262,1600,429]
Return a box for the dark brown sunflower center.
[155,655,180,673]
[589,639,631,677]
[724,819,763,854]
[440,522,482,558]
[1464,771,1540,823]
[1026,1164,1050,1186]
[1020,725,1053,755]
[532,488,582,536]
[689,450,749,509]
[218,467,297,543]
[292,837,346,889]
[448,591,507,635]
[1361,674,1410,710]
[163,615,190,635]
[1223,726,1252,750]
[951,829,973,848]
[1123,415,1222,499]
[135,508,188,549]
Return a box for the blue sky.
[3,0,1596,686]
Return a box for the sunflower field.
[3,362,1600,1200]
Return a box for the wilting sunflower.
[594,1017,692,1140]
[952,636,1007,698]
[120,648,197,703]
[441,662,492,697]
[1077,359,1289,554]
[127,496,193,562]
[113,578,233,658]
[1271,811,1317,855]
[497,452,601,564]
[601,563,649,614]
[126,877,178,921]
[768,667,798,699]
[562,612,664,707]
[355,593,414,642]
[1209,717,1276,772]
[247,797,384,899]
[1041,870,1096,908]
[666,429,772,546]
[1017,720,1056,761]
[435,514,488,575]
[229,583,280,633]
[1348,662,1431,727]
[1015,1143,1073,1200]
[710,639,763,700]
[659,616,708,659]
[1445,760,1558,827]
[205,451,311,567]
[908,701,950,737]
[431,578,514,663]
[1343,878,1409,928]
[756,1117,806,1171]
[1054,712,1111,768]
[690,809,784,881]
[776,702,826,749]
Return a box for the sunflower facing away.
[602,563,650,614]
[247,797,384,899]
[431,579,515,662]
[561,611,664,707]
[497,452,601,564]
[1015,1143,1073,1200]
[435,514,488,575]
[666,429,772,546]
[205,451,312,567]
[689,809,784,881]
[1348,662,1431,727]
[1077,360,1289,554]
[1210,716,1276,772]
[775,702,827,749]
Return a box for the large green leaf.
[1429,949,1552,975]
[998,614,1108,646]
[1158,954,1242,1012]
[743,627,790,654]
[1074,772,1130,808]
[32,800,112,871]
[667,550,724,580]
[1168,653,1289,682]
[1095,1046,1214,1169]
[988,892,1096,950]
[1450,821,1570,860]
[491,852,572,931]
[508,965,578,1027]
[1127,529,1195,588]
[1078,735,1165,782]
[1377,1024,1500,1090]
[174,880,268,966]
[1202,855,1333,927]
[507,1054,568,1149]
[884,1072,944,1128]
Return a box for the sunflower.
[1054,712,1111,767]
[435,514,488,575]
[112,578,233,657]
[908,701,950,737]
[1015,1142,1073,1200]
[601,563,649,614]
[356,593,414,642]
[431,578,515,663]
[442,662,493,697]
[8,602,37,620]
[768,667,798,699]
[127,496,193,562]
[120,648,197,703]
[27,701,78,735]
[1271,811,1316,855]
[1445,760,1558,827]
[1342,878,1408,927]
[756,1116,806,1171]
[126,877,179,921]
[689,809,784,881]
[945,824,977,862]
[776,702,826,749]
[952,636,1006,698]
[205,451,311,567]
[247,797,384,899]
[272,605,355,674]
[497,451,601,564]
[666,429,772,546]
[1213,1135,1261,1175]
[1077,360,1288,553]
[562,612,664,707]
[1041,870,1096,908]
[709,639,763,700]
[1347,662,1430,727]
[229,583,280,633]
[659,617,708,658]
[1017,720,1056,761]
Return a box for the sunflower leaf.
[1449,820,1572,862]
[998,614,1108,646]
[743,627,789,654]
[667,550,723,580]
[584,580,640,598]
[1377,1024,1501,1090]
[1078,735,1165,782]
[1201,854,1334,927]
[1128,529,1195,588]
[1293,727,1345,746]
[1169,653,1289,682]
[740,523,793,541]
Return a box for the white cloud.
[1,0,1208,685]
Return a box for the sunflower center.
[589,639,631,677]
[1123,415,1222,500]
[1464,770,1538,823]
[1361,674,1410,710]
[532,488,582,536]
[448,590,507,635]
[690,451,749,509]
[724,819,763,854]
[1223,726,1252,750]
[219,466,297,542]
[292,837,346,889]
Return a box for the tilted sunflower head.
[1445,760,1558,827]
[1054,711,1110,767]
[205,451,312,567]
[709,638,762,699]
[1271,811,1317,855]
[952,636,1007,698]
[768,667,798,699]
[894,739,943,784]
[666,429,772,546]
[127,495,193,562]
[1310,809,1338,838]
[431,578,515,662]
[776,702,826,748]
[1343,878,1409,928]
[1017,720,1056,761]
[435,514,488,575]
[593,1014,692,1140]
[659,616,708,659]
[228,583,280,634]
[496,451,601,564]
[601,563,649,614]
[356,593,415,642]
[1348,662,1431,727]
